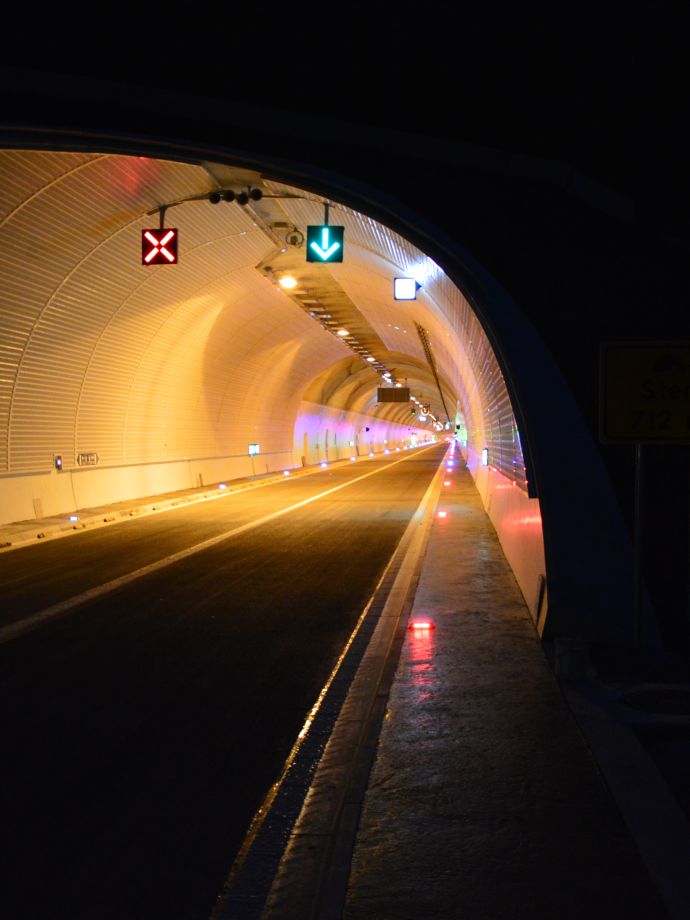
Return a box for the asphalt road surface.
[0,445,445,919]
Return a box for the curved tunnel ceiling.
[0,150,526,490]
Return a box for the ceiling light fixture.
[279,275,298,289]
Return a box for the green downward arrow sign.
[306,225,345,262]
[311,227,340,259]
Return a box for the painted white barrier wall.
[0,399,429,525]
[293,401,427,464]
[464,445,547,629]
[0,450,294,525]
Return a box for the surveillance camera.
[249,188,263,201]
[236,192,249,206]
[223,190,236,202]
[286,230,305,247]
[208,192,221,204]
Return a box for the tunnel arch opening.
[0,121,647,649]
[0,148,545,627]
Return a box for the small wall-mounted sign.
[77,452,99,466]
[377,387,410,403]
[393,277,421,300]
[248,443,261,456]
[600,342,690,443]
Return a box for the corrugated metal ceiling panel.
[0,153,525,489]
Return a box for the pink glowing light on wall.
[294,403,428,465]
[408,619,437,701]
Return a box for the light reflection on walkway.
[407,621,436,703]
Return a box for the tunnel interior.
[0,149,545,620]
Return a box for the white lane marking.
[0,446,439,646]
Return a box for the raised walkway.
[343,458,675,919]
[260,451,685,919]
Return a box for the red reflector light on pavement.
[437,510,447,518]
[409,620,436,631]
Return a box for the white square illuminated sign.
[394,277,418,300]
[248,443,260,456]
[481,448,489,467]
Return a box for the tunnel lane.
[0,446,436,639]
[0,444,446,920]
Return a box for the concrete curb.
[258,448,448,920]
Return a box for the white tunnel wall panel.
[1,153,216,473]
[465,446,546,619]
[294,402,428,464]
[0,151,544,627]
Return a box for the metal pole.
[633,442,642,650]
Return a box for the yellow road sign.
[600,343,690,442]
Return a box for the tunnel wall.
[0,403,429,525]
[0,449,295,524]
[294,401,427,464]
[464,446,546,624]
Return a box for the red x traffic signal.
[142,229,178,265]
